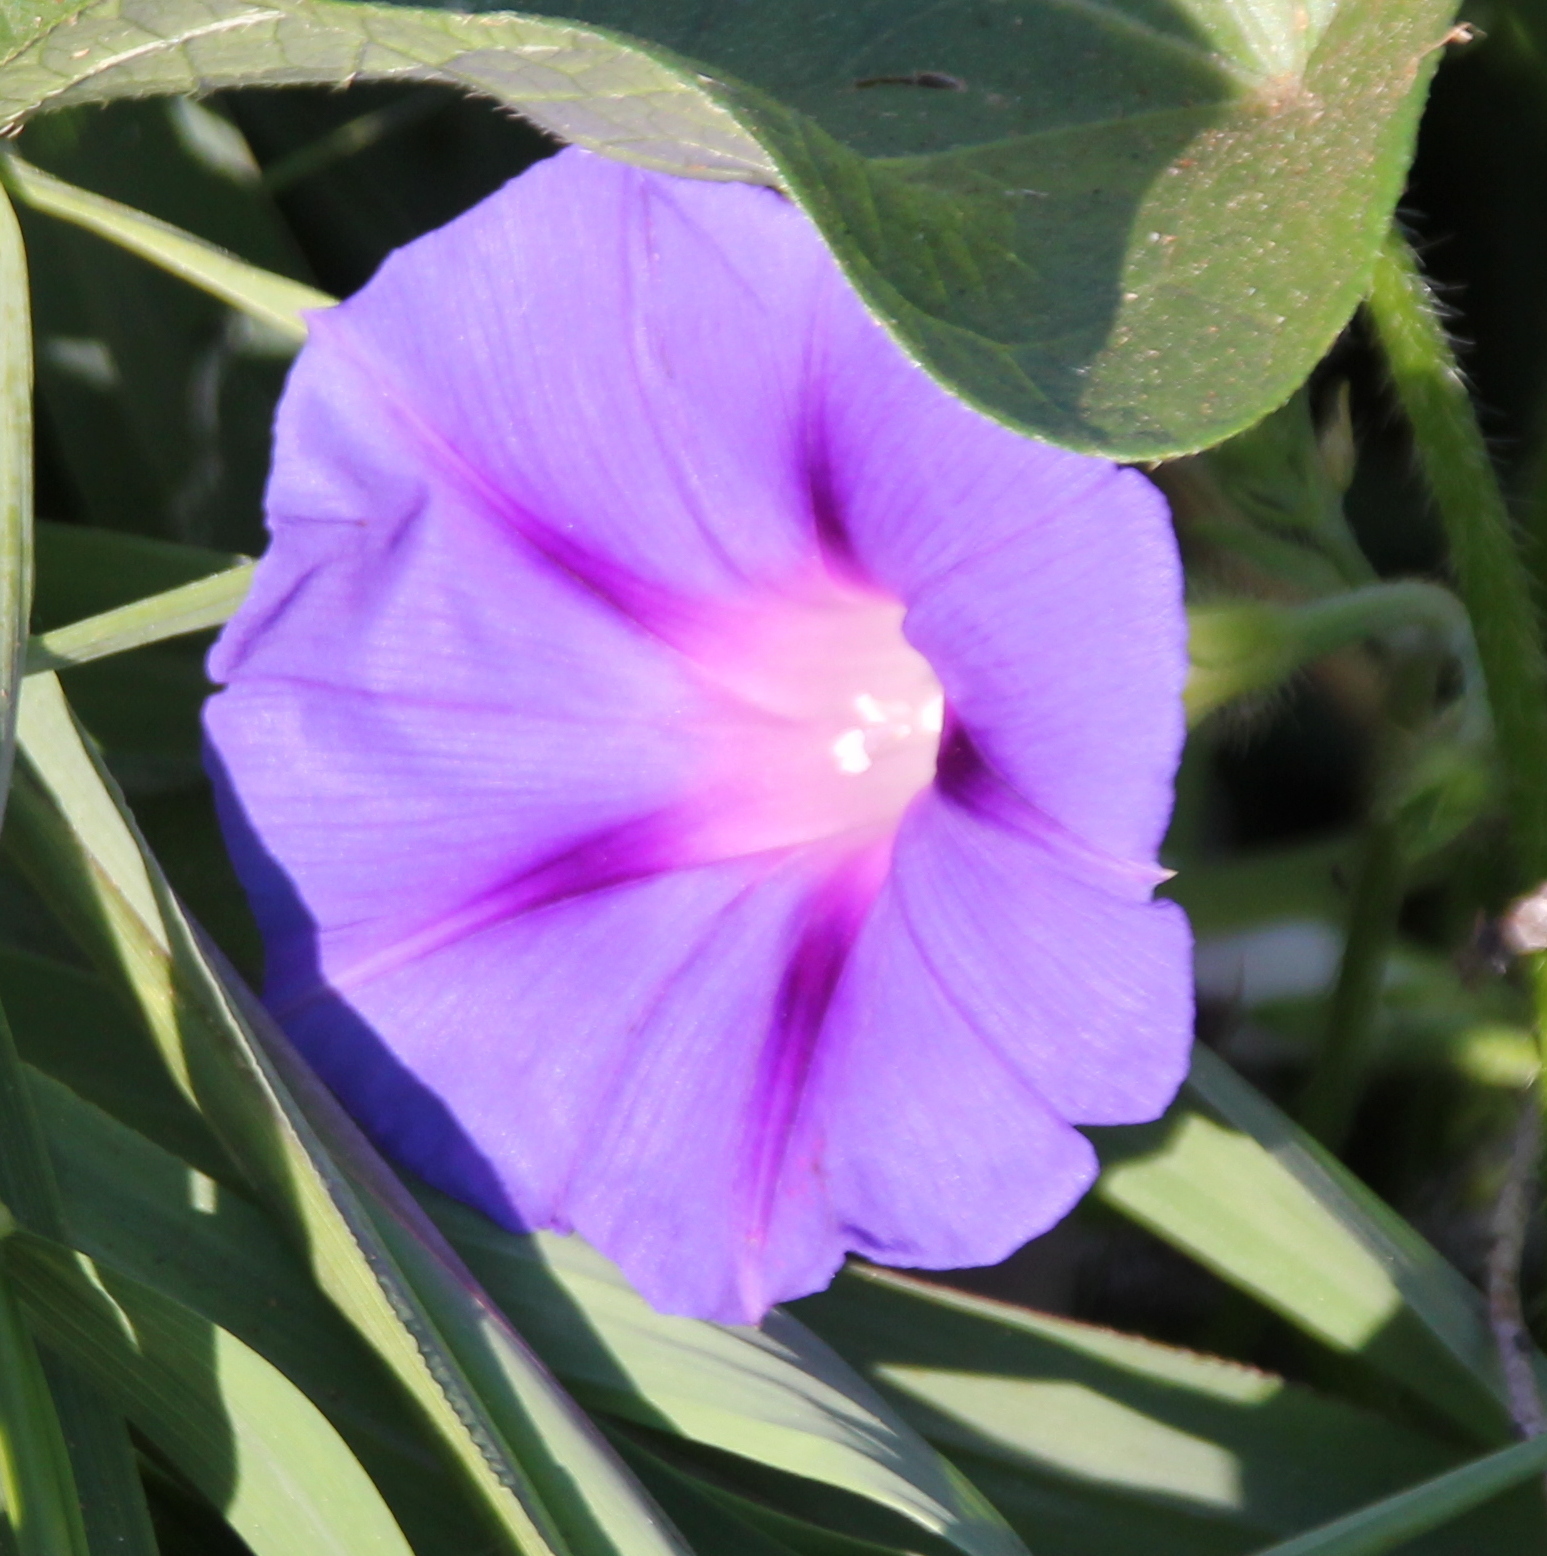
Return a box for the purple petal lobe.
[243,151,837,617]
[779,869,1103,1276]
[881,789,1193,1125]
[206,146,1194,1323]
[267,844,881,1323]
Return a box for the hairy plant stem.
[1369,226,1547,1444]
[1367,229,1547,887]
[1488,1085,1544,1442]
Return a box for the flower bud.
[1185,601,1299,723]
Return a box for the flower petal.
[263,842,875,1324]
[778,860,1104,1276]
[881,787,1193,1126]
[263,148,845,616]
[205,329,711,955]
[758,787,1190,1289]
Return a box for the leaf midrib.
[868,100,1227,176]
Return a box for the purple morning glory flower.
[205,148,1192,1325]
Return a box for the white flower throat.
[684,580,945,858]
[831,689,945,776]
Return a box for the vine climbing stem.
[1368,225,1547,1442]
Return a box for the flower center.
[682,581,944,860]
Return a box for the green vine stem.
[1367,228,1547,887]
[1299,822,1404,1152]
[1487,1091,1545,1442]
[1186,578,1485,728]
[1369,226,1547,1440]
[1299,634,1443,1152]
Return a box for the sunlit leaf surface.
[8,1230,419,1556]
[1093,1048,1529,1444]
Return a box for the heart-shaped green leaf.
[0,0,1463,456]
[540,0,1458,454]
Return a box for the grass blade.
[26,563,255,674]
[34,1356,157,1556]
[5,1228,416,1556]
[28,1065,495,1556]
[1251,1436,1547,1556]
[0,180,31,830]
[421,1188,1023,1556]
[0,265,154,1556]
[1092,1046,1529,1443]
[0,989,156,1556]
[795,1266,1543,1552]
[2,1035,156,1556]
[32,523,245,630]
[33,1059,1025,1556]
[0,1234,89,1556]
[1,152,332,343]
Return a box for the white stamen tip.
[832,729,873,775]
